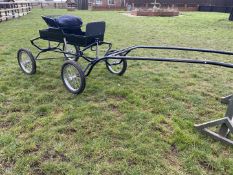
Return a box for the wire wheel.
[61,61,86,94]
[63,44,79,61]
[17,48,36,75]
[106,59,127,75]
[105,50,127,76]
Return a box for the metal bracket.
[195,95,233,146]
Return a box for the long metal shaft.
[105,56,233,69]
[110,45,233,56]
[133,46,233,56]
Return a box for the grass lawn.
[1,9,233,175]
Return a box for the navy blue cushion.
[42,15,85,35]
[56,15,84,35]
[56,15,83,29]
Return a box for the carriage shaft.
[104,56,233,69]
[110,45,233,56]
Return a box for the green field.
[1,9,233,175]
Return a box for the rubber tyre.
[17,48,36,75]
[63,44,79,61]
[105,50,127,76]
[61,60,86,94]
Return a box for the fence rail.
[31,2,67,9]
[0,2,32,22]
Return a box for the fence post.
[26,3,28,13]
[17,2,19,17]
[14,3,16,17]
[5,9,7,21]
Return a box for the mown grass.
[1,9,233,175]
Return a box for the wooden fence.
[0,2,31,22]
[31,2,67,9]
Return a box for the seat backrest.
[85,21,105,36]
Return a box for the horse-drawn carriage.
[17,15,233,94]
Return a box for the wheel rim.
[19,51,33,74]
[64,45,77,61]
[107,59,124,74]
[63,64,81,92]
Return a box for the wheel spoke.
[64,44,77,61]
[63,64,81,91]
[107,59,124,74]
[19,51,33,74]
[105,50,127,76]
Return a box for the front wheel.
[17,48,36,75]
[61,61,86,94]
[106,59,127,76]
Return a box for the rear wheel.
[17,48,36,75]
[105,50,127,76]
[63,44,79,61]
[61,61,86,94]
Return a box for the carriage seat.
[39,15,105,47]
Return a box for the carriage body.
[17,15,125,94]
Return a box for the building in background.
[66,0,78,8]
[89,0,125,10]
[65,0,88,9]
[89,0,233,10]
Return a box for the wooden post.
[0,10,2,22]
[78,0,88,10]
[22,3,24,16]
[14,3,16,18]
[17,3,19,17]
[229,8,233,21]
[5,9,7,21]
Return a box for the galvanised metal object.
[195,95,233,146]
